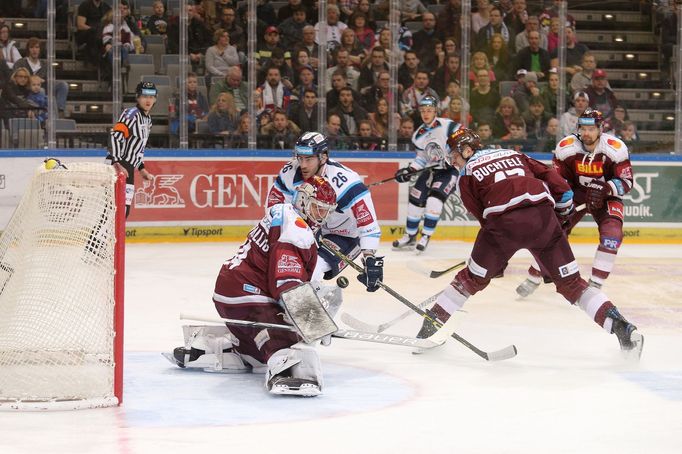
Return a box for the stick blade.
[484,345,518,362]
[340,312,380,333]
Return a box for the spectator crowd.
[1,0,674,151]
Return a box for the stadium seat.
[9,118,44,149]
[194,119,210,134]
[126,54,155,94]
[54,119,77,131]
[145,35,166,73]
[161,54,180,85]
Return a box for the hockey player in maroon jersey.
[172,176,338,396]
[416,128,643,358]
[516,108,634,297]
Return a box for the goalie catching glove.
[356,256,384,292]
[585,179,611,210]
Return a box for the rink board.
[2,150,682,242]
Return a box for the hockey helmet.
[577,108,604,129]
[136,81,158,97]
[293,132,330,158]
[294,176,337,226]
[418,95,439,109]
[446,128,481,165]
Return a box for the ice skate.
[172,346,204,368]
[413,309,448,354]
[415,234,431,253]
[516,278,540,298]
[392,233,416,250]
[607,308,644,359]
[267,375,321,397]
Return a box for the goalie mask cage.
[0,163,125,411]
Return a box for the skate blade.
[270,383,321,397]
[392,245,416,251]
[622,332,644,361]
[161,352,182,367]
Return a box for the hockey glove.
[394,167,415,183]
[356,256,384,292]
[585,179,611,210]
[555,191,575,227]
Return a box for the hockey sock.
[527,259,543,284]
[422,196,444,236]
[434,284,469,321]
[406,203,425,235]
[576,286,615,333]
[591,247,618,286]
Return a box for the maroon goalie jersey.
[458,148,571,225]
[213,204,318,306]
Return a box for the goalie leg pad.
[266,343,323,396]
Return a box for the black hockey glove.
[394,167,414,183]
[555,199,575,228]
[585,179,611,210]
[356,256,384,292]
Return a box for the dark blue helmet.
[136,81,157,97]
[294,132,330,157]
[418,95,439,109]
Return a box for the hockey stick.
[429,261,466,279]
[341,291,441,333]
[367,165,437,187]
[319,239,517,361]
[428,204,587,280]
[179,313,440,349]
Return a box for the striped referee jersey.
[109,106,153,169]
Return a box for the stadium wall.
[2,149,682,243]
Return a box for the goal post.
[0,162,126,411]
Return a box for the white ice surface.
[1,241,682,454]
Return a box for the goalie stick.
[178,313,440,349]
[341,291,441,333]
[319,239,517,362]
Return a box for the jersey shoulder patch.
[554,135,581,159]
[278,204,316,249]
[599,134,629,161]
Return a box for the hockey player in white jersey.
[393,95,461,252]
[267,132,384,293]
[171,176,339,396]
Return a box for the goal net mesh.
[0,162,121,410]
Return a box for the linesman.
[107,81,157,217]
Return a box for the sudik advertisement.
[127,159,400,223]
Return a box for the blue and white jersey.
[266,158,381,251]
[410,117,461,170]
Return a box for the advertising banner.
[127,159,401,223]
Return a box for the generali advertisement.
[127,159,401,223]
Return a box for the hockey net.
[0,162,125,411]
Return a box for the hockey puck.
[336,276,349,288]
